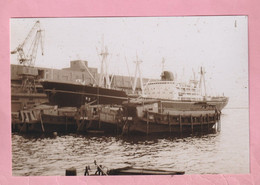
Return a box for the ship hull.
[143,97,229,111]
[127,120,217,135]
[206,98,229,111]
[40,80,228,110]
[41,81,128,107]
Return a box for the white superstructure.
[145,71,204,101]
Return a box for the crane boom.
[21,21,41,49]
[29,30,44,66]
[11,20,44,66]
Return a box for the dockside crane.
[11,20,44,67]
[11,20,44,94]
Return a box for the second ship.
[40,58,228,111]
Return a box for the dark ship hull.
[40,80,128,107]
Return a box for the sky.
[10,16,248,108]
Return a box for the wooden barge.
[75,99,221,135]
[120,100,221,135]
[40,107,78,132]
[75,104,124,134]
[12,105,78,133]
[12,98,221,135]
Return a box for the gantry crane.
[11,20,44,67]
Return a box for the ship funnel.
[161,71,174,81]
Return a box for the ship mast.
[98,39,111,89]
[199,67,207,99]
[124,56,134,92]
[132,55,144,96]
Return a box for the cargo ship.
[40,66,228,110]
[143,69,228,111]
[40,48,134,108]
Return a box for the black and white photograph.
[10,16,249,176]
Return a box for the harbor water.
[12,108,249,175]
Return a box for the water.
[12,108,249,176]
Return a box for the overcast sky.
[10,16,248,107]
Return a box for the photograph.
[10,16,249,176]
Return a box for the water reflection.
[12,132,220,176]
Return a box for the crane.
[11,20,44,66]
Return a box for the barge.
[12,105,78,133]
[74,98,221,135]
[121,99,221,135]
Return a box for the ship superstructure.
[145,70,203,101]
[145,72,202,101]
[144,66,228,111]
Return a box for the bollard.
[65,167,77,176]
